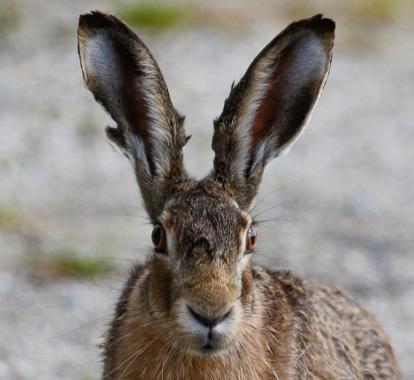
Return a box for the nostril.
[188,306,212,327]
[222,308,232,322]
[188,306,231,328]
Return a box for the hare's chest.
[113,338,275,380]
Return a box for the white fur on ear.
[81,31,176,175]
[127,133,151,174]
[229,59,273,182]
[78,12,188,219]
[84,34,119,88]
[83,34,125,122]
[136,55,174,175]
[82,34,152,171]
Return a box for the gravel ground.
[0,1,413,379]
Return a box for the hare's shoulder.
[107,263,148,332]
[305,281,363,316]
[255,270,400,379]
[103,264,148,373]
[303,282,401,379]
[253,267,305,300]
[113,264,148,321]
[304,281,384,333]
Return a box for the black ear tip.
[78,10,138,40]
[282,14,335,42]
[308,14,336,35]
[78,10,120,30]
[79,11,102,28]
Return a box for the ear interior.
[84,33,148,126]
[78,16,155,171]
[81,33,123,112]
[78,12,188,220]
[212,15,335,209]
[250,33,329,157]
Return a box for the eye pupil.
[152,225,166,254]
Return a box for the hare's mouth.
[191,333,231,356]
[198,341,225,355]
[186,318,234,355]
[202,342,214,350]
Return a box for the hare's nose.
[188,306,231,329]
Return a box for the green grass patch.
[29,249,113,280]
[77,375,94,380]
[281,0,411,21]
[0,204,25,230]
[42,104,60,121]
[0,0,20,35]
[52,251,112,278]
[346,0,401,20]
[77,116,101,140]
[118,2,189,30]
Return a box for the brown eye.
[152,225,166,254]
[245,226,257,254]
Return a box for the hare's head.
[78,12,334,355]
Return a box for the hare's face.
[79,9,334,356]
[152,180,255,354]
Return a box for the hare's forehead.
[160,195,251,237]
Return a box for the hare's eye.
[152,225,166,254]
[245,227,257,254]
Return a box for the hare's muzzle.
[176,273,242,354]
[178,302,239,354]
[186,305,233,351]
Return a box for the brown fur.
[77,12,401,380]
[103,246,400,379]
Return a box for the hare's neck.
[113,323,274,380]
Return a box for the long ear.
[78,11,188,220]
[212,14,335,210]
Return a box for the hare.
[77,11,401,380]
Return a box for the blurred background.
[0,0,413,378]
